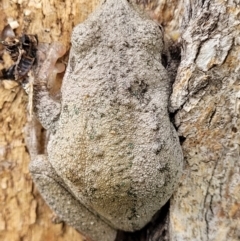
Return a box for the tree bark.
[0,0,239,241]
[169,1,240,241]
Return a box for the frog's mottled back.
[31,0,183,240]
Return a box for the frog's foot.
[29,155,117,241]
[35,42,66,85]
[33,42,66,130]
[51,213,63,224]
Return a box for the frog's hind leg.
[29,155,117,241]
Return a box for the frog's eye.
[71,21,101,54]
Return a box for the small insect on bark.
[0,24,38,86]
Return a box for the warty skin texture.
[30,0,183,241]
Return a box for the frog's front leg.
[33,42,66,129]
[29,155,117,241]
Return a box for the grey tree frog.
[29,0,183,240]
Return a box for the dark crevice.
[161,53,168,68]
[179,136,186,145]
[169,112,177,126]
[208,108,216,127]
[166,43,182,84]
[203,157,219,241]
[169,44,181,62]
[204,208,210,241]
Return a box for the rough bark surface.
[0,0,239,241]
[170,1,240,241]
